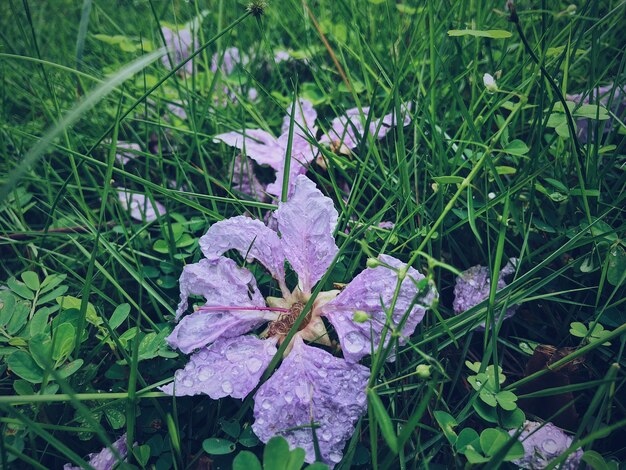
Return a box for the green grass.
[1,0,625,468]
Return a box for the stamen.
[196,305,290,313]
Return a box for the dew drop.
[323,356,331,364]
[246,357,263,373]
[329,452,342,463]
[284,391,294,404]
[318,369,328,378]
[182,377,194,387]
[222,381,233,394]
[198,366,214,381]
[542,438,558,454]
[232,366,242,376]
[343,331,365,353]
[321,430,332,441]
[262,399,271,410]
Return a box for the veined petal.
[175,257,265,321]
[281,98,318,135]
[161,336,277,399]
[200,216,286,285]
[214,129,284,170]
[265,154,308,199]
[275,176,339,293]
[322,254,436,363]
[252,337,369,467]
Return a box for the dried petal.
[200,216,286,285]
[214,129,284,170]
[509,421,583,469]
[161,336,277,399]
[322,255,435,363]
[252,337,369,467]
[275,175,339,293]
[64,433,129,470]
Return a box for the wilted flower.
[453,259,518,328]
[509,421,583,469]
[117,189,165,222]
[483,73,498,93]
[162,175,436,466]
[161,26,196,76]
[64,433,130,470]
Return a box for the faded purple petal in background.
[161,26,195,75]
[567,83,625,143]
[275,175,339,293]
[199,216,286,283]
[231,155,267,201]
[252,337,369,467]
[509,421,583,470]
[64,433,129,470]
[452,259,518,328]
[322,254,436,363]
[214,129,284,170]
[161,336,277,399]
[114,141,142,165]
[211,47,248,75]
[116,189,165,222]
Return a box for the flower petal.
[371,103,412,139]
[275,175,338,293]
[509,421,583,470]
[231,155,267,201]
[214,129,284,170]
[252,337,369,466]
[321,254,436,363]
[265,151,308,199]
[199,216,286,284]
[64,433,129,470]
[117,189,165,222]
[281,98,318,135]
[161,336,277,399]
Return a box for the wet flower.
[117,189,165,222]
[483,73,498,93]
[161,26,196,76]
[509,421,583,469]
[452,259,518,329]
[64,433,130,470]
[162,175,436,466]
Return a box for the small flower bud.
[416,364,431,379]
[352,310,370,323]
[247,0,268,18]
[566,4,576,15]
[488,192,496,200]
[483,73,498,93]
[431,182,439,193]
[366,258,381,269]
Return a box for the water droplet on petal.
[246,357,263,373]
[284,391,294,404]
[321,430,332,441]
[323,356,331,364]
[329,452,342,463]
[318,369,328,378]
[222,381,233,394]
[542,438,558,454]
[198,366,214,381]
[182,377,193,387]
[343,331,365,353]
[232,366,242,376]
[262,399,271,410]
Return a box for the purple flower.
[64,433,130,470]
[162,175,435,466]
[318,103,412,156]
[567,83,625,143]
[452,259,518,329]
[117,189,165,222]
[112,141,142,166]
[214,98,318,199]
[509,421,583,469]
[161,26,196,76]
[211,47,249,76]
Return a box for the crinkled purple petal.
[161,336,277,399]
[231,155,267,201]
[64,433,129,470]
[174,257,265,320]
[281,98,318,135]
[265,155,308,199]
[252,337,369,467]
[161,26,195,75]
[452,259,518,329]
[509,421,583,470]
[199,216,286,284]
[371,102,412,139]
[114,141,142,165]
[322,254,436,363]
[275,175,338,293]
[318,113,363,150]
[214,129,283,170]
[116,189,165,222]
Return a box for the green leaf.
[152,239,170,254]
[464,447,489,464]
[29,333,53,369]
[21,271,40,291]
[8,277,34,300]
[495,166,517,176]
[368,389,398,453]
[0,291,17,326]
[473,398,498,423]
[13,379,35,395]
[219,418,241,439]
[233,451,262,470]
[58,359,83,378]
[480,428,507,457]
[56,296,101,326]
[495,391,518,411]
[607,245,626,286]
[38,285,69,305]
[502,139,529,156]
[109,303,130,329]
[433,176,464,185]
[574,104,610,120]
[105,406,126,429]
[6,301,30,335]
[305,464,330,470]
[263,436,291,468]
[133,445,151,467]
[479,390,498,407]
[455,428,480,453]
[30,307,52,336]
[202,438,236,455]
[40,273,67,293]
[433,411,458,444]
[238,426,260,448]
[8,350,44,383]
[570,321,588,338]
[448,29,512,39]
[52,323,76,362]
[582,450,616,470]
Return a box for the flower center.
[267,301,311,338]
